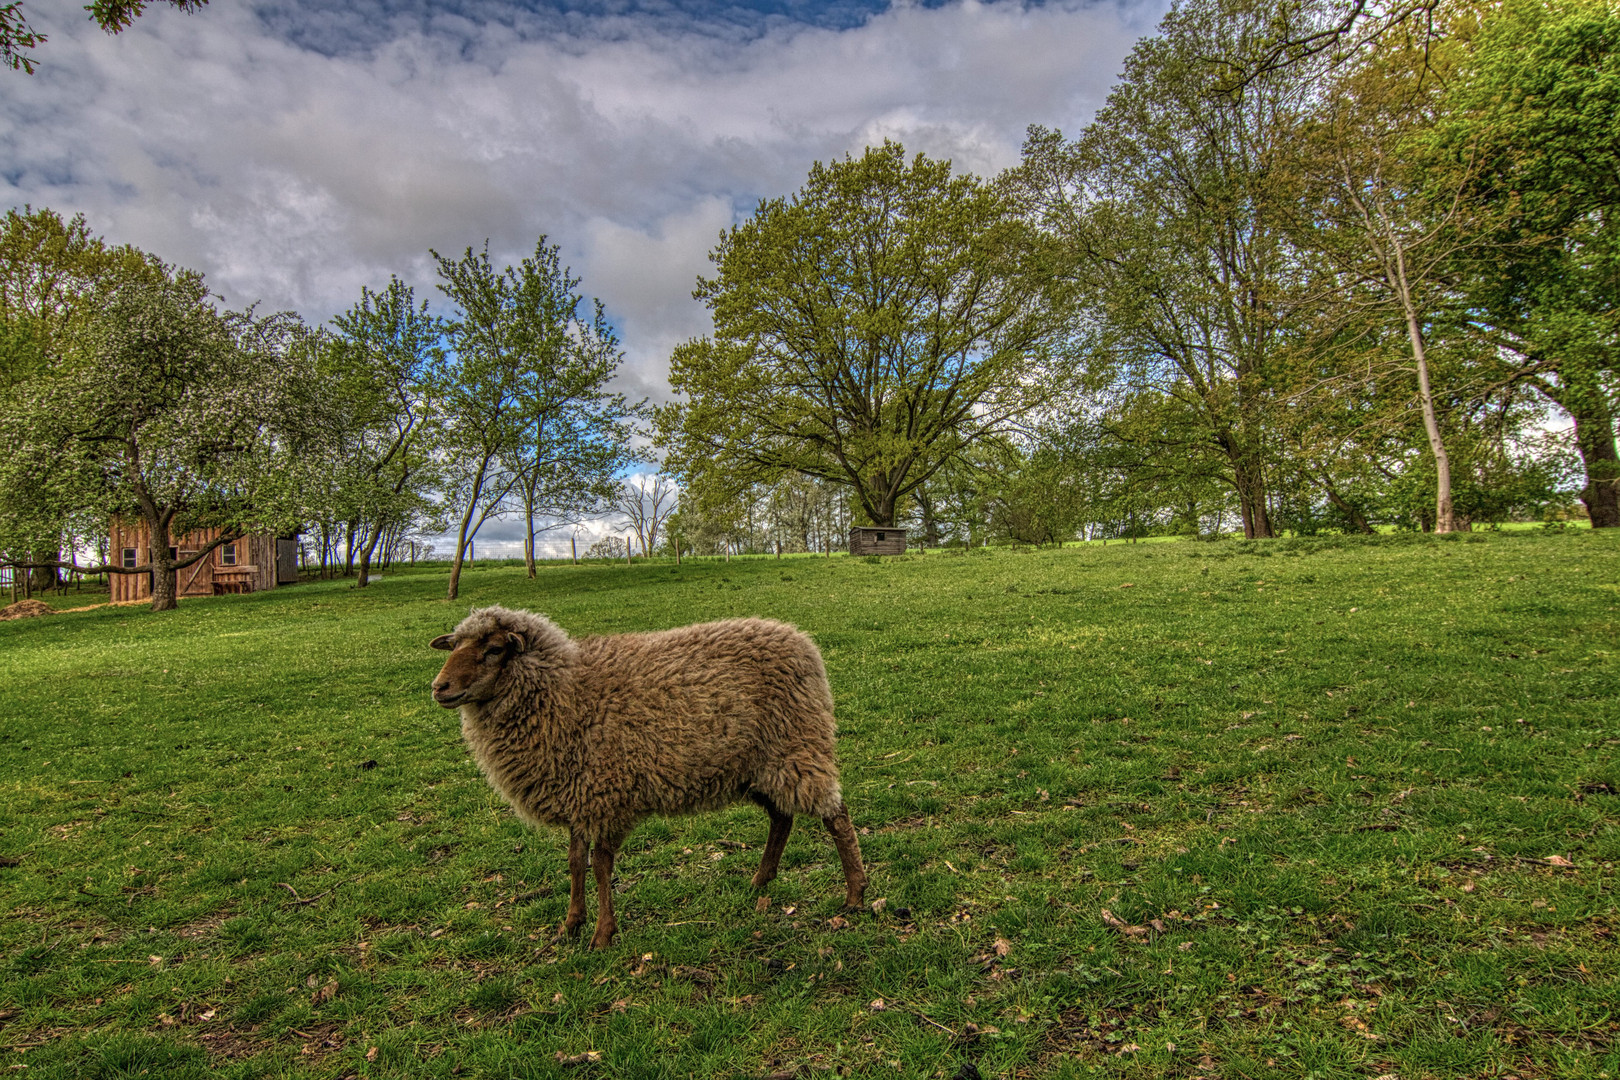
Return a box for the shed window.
[220,543,237,566]
[875,532,885,541]
[121,547,137,569]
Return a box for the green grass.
[2,530,1617,1079]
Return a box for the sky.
[4,0,1170,555]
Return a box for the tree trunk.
[447,501,479,603]
[355,521,385,589]
[916,487,940,548]
[1231,453,1275,539]
[1320,480,1374,534]
[523,484,538,578]
[1570,388,1620,528]
[148,515,178,612]
[343,519,361,576]
[28,544,59,594]
[1402,291,1456,533]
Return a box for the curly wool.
[449,606,847,843]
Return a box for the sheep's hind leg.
[589,832,625,949]
[560,828,588,938]
[749,793,794,889]
[821,802,868,909]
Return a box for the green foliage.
[661,141,1068,527]
[1442,0,1620,525]
[2,0,210,74]
[1,531,1616,1076]
[432,237,643,594]
[322,277,446,582]
[0,258,323,602]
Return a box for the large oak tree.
[659,142,1068,529]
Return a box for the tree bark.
[28,544,59,594]
[147,514,178,612]
[1569,386,1620,528]
[355,521,385,589]
[1231,452,1275,539]
[447,452,496,601]
[1320,480,1375,534]
[1404,309,1456,533]
[342,519,360,576]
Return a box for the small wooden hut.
[108,517,299,603]
[849,526,907,556]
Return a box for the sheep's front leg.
[589,832,625,949]
[821,803,868,909]
[561,828,588,938]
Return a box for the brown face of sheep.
[429,631,527,707]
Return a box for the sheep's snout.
[431,677,465,707]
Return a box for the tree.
[615,474,677,558]
[0,261,319,611]
[434,238,642,598]
[1445,0,1620,527]
[659,142,1068,528]
[3,0,210,74]
[0,207,152,590]
[1281,21,1508,533]
[500,249,643,579]
[1014,0,1329,538]
[328,276,444,588]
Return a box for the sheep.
[429,605,868,948]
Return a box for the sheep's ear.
[506,631,528,653]
[429,634,455,651]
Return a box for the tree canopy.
[2,0,210,74]
[659,142,1069,528]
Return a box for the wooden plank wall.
[107,517,281,601]
[849,527,907,556]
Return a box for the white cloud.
[5,0,1167,556]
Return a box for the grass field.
[1,530,1617,1079]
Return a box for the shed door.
[276,538,299,584]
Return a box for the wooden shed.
[108,517,299,603]
[849,526,907,556]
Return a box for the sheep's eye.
[482,646,503,659]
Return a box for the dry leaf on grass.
[993,937,1011,958]
[311,978,338,1006]
[1545,855,1575,868]
[555,1051,602,1065]
[1100,909,1147,936]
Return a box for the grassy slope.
[1,531,1617,1080]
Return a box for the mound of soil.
[0,598,53,620]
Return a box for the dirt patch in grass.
[0,599,52,620]
[172,910,234,940]
[1041,1004,1140,1061]
[197,1023,273,1060]
[287,1021,345,1061]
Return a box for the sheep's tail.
[762,744,845,819]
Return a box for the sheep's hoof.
[558,918,584,939]
[588,929,616,950]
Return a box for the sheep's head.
[429,627,528,707]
